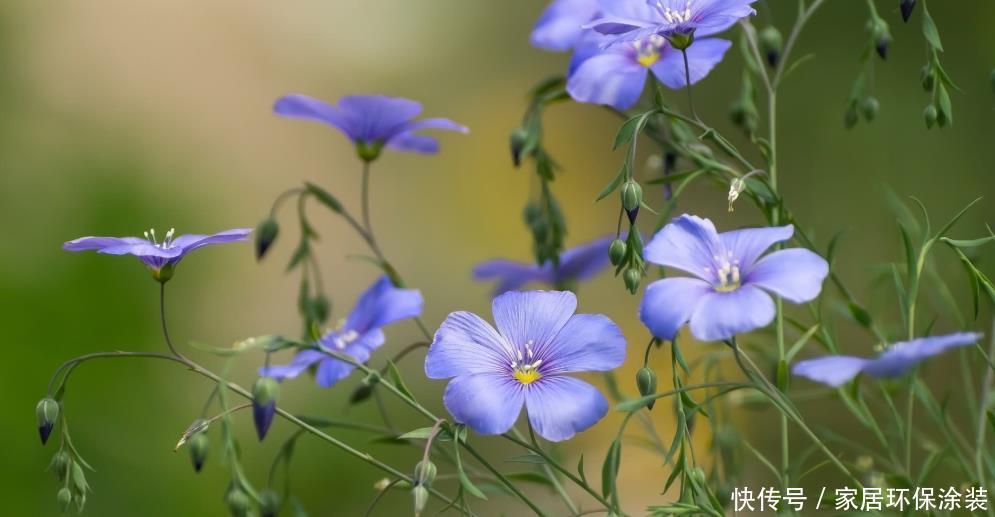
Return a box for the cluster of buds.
[412,460,437,516]
[608,216,646,294]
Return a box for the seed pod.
[608,239,627,266]
[844,105,859,129]
[923,105,937,129]
[57,487,73,513]
[226,487,252,517]
[860,97,880,122]
[920,66,935,92]
[623,268,641,294]
[36,398,60,445]
[49,451,70,481]
[255,218,279,260]
[412,485,429,517]
[636,367,658,410]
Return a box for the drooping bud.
[414,460,437,487]
[759,26,783,67]
[57,487,73,513]
[623,268,641,294]
[923,104,938,129]
[900,0,916,23]
[252,377,279,441]
[870,19,891,59]
[189,432,209,473]
[225,486,253,517]
[636,367,658,410]
[258,489,281,517]
[255,218,279,260]
[509,127,529,167]
[36,398,59,445]
[620,181,642,213]
[608,239,627,266]
[412,485,429,517]
[860,97,880,122]
[48,451,70,481]
[665,29,695,51]
[920,66,935,92]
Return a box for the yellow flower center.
[510,339,543,385]
[709,251,742,292]
[513,367,542,385]
[634,35,667,68]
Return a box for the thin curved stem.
[680,49,700,122]
[160,283,181,357]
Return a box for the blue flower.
[530,0,601,51]
[63,228,251,282]
[425,291,626,441]
[472,237,612,295]
[273,94,468,160]
[587,0,757,46]
[260,277,423,388]
[639,214,828,342]
[792,332,984,387]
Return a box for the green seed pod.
[623,268,641,294]
[920,66,935,92]
[36,398,60,445]
[923,105,938,129]
[608,239,627,266]
[414,460,437,486]
[636,367,658,410]
[255,218,279,260]
[189,432,209,473]
[759,26,783,67]
[226,487,252,517]
[412,485,429,517]
[57,487,73,513]
[258,489,281,517]
[860,97,880,122]
[620,181,642,212]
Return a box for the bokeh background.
[3,0,995,515]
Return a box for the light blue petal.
[443,373,525,435]
[650,38,732,89]
[258,350,324,380]
[538,314,626,374]
[718,224,793,270]
[688,285,775,341]
[639,277,712,340]
[643,214,722,281]
[472,259,548,295]
[425,311,513,379]
[525,376,608,441]
[492,290,576,351]
[566,49,648,110]
[530,0,601,51]
[791,356,870,387]
[746,248,828,303]
[345,276,423,333]
[865,332,983,378]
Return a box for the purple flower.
[567,32,731,109]
[472,237,612,295]
[587,0,757,46]
[63,227,252,282]
[792,332,983,387]
[530,0,601,51]
[260,276,423,388]
[273,94,468,160]
[425,291,626,441]
[639,214,828,342]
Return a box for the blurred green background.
[3,0,995,515]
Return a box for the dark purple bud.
[900,0,916,22]
[252,377,279,441]
[36,398,59,445]
[255,218,279,260]
[759,26,783,68]
[876,37,889,59]
[626,205,639,225]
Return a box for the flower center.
[709,251,741,292]
[634,35,667,67]
[654,0,693,24]
[510,339,543,385]
[144,228,176,249]
[330,321,361,349]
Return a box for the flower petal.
[472,259,547,295]
[566,50,648,110]
[426,311,514,379]
[643,214,722,281]
[650,38,732,89]
[746,248,828,303]
[492,291,576,350]
[554,236,613,283]
[719,224,793,270]
[639,277,713,340]
[337,95,422,142]
[864,332,983,378]
[443,373,524,435]
[315,342,375,388]
[687,0,758,38]
[274,94,356,140]
[791,356,870,387]
[345,276,423,334]
[385,133,439,154]
[525,376,608,441]
[62,236,146,252]
[530,0,601,51]
[172,228,253,253]
[258,349,324,380]
[538,314,626,374]
[688,285,775,341]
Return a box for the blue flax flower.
[792,332,983,387]
[639,214,828,342]
[63,227,251,282]
[587,0,757,46]
[273,94,468,160]
[260,276,423,388]
[530,0,601,51]
[472,237,612,295]
[425,291,626,442]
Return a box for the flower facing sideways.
[792,332,983,387]
[530,0,601,51]
[260,276,423,388]
[639,214,828,342]
[472,236,612,295]
[587,0,757,47]
[63,227,252,282]
[425,291,626,442]
[273,94,468,161]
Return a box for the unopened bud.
[412,485,429,517]
[860,97,880,122]
[923,104,938,129]
[255,218,279,260]
[759,26,783,67]
[608,239,627,266]
[623,268,641,294]
[226,487,252,517]
[258,489,281,517]
[36,398,59,445]
[509,127,529,167]
[620,181,642,213]
[920,66,935,92]
[636,367,658,410]
[373,478,393,491]
[189,432,209,473]
[49,451,70,481]
[252,377,279,441]
[414,460,437,486]
[57,487,72,513]
[870,19,890,60]
[900,0,916,23]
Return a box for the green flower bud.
[636,367,658,410]
[759,26,783,67]
[623,268,641,294]
[57,487,73,513]
[258,489,281,517]
[860,97,880,122]
[48,451,70,481]
[255,218,279,260]
[412,485,429,517]
[870,19,890,59]
[36,398,59,445]
[189,432,209,473]
[414,460,437,486]
[226,487,252,517]
[608,239,627,266]
[920,66,935,92]
[620,181,642,213]
[923,104,938,129]
[509,127,529,167]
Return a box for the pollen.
[513,367,542,385]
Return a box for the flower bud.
[870,19,890,60]
[923,104,938,129]
[759,26,783,67]
[860,97,880,122]
[57,487,73,513]
[414,460,437,486]
[252,377,279,441]
[509,127,529,167]
[412,485,429,517]
[258,489,281,517]
[620,181,642,213]
[255,218,279,260]
[373,478,393,491]
[226,486,252,517]
[36,398,59,445]
[920,66,935,92]
[49,451,70,481]
[900,0,916,23]
[608,239,627,266]
[623,268,641,294]
[665,29,695,51]
[636,367,658,410]
[189,432,209,473]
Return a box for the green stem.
[521,425,579,515]
[503,433,614,512]
[461,443,549,516]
